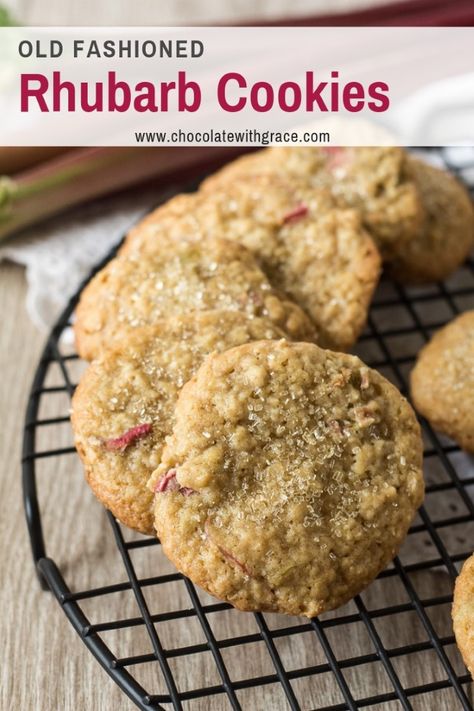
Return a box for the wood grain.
[0,263,135,710]
[1,260,472,711]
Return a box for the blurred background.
[2,0,402,26]
[3,0,474,25]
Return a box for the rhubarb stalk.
[0,145,238,243]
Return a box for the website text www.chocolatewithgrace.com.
[134,128,331,145]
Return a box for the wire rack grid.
[22,147,474,711]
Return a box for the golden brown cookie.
[124,192,198,249]
[201,146,425,259]
[453,554,474,678]
[122,173,381,351]
[152,340,424,617]
[411,311,474,452]
[388,157,474,283]
[74,235,315,360]
[71,311,289,534]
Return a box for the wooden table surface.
[1,3,473,711]
[2,256,473,711]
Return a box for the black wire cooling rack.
[22,147,474,711]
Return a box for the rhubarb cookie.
[152,339,424,617]
[453,553,474,678]
[72,311,289,535]
[74,235,315,360]
[411,311,474,452]
[201,146,424,259]
[122,174,381,351]
[123,191,199,250]
[388,157,474,283]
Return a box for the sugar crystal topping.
[155,341,423,596]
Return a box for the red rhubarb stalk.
[104,423,152,451]
[0,145,239,243]
[322,146,348,170]
[282,203,308,224]
[205,519,252,576]
[155,469,196,496]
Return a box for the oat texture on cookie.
[388,157,474,283]
[411,311,474,453]
[71,312,289,535]
[201,146,424,258]
[202,145,474,282]
[122,173,380,351]
[152,340,424,617]
[74,235,315,360]
[453,553,474,679]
